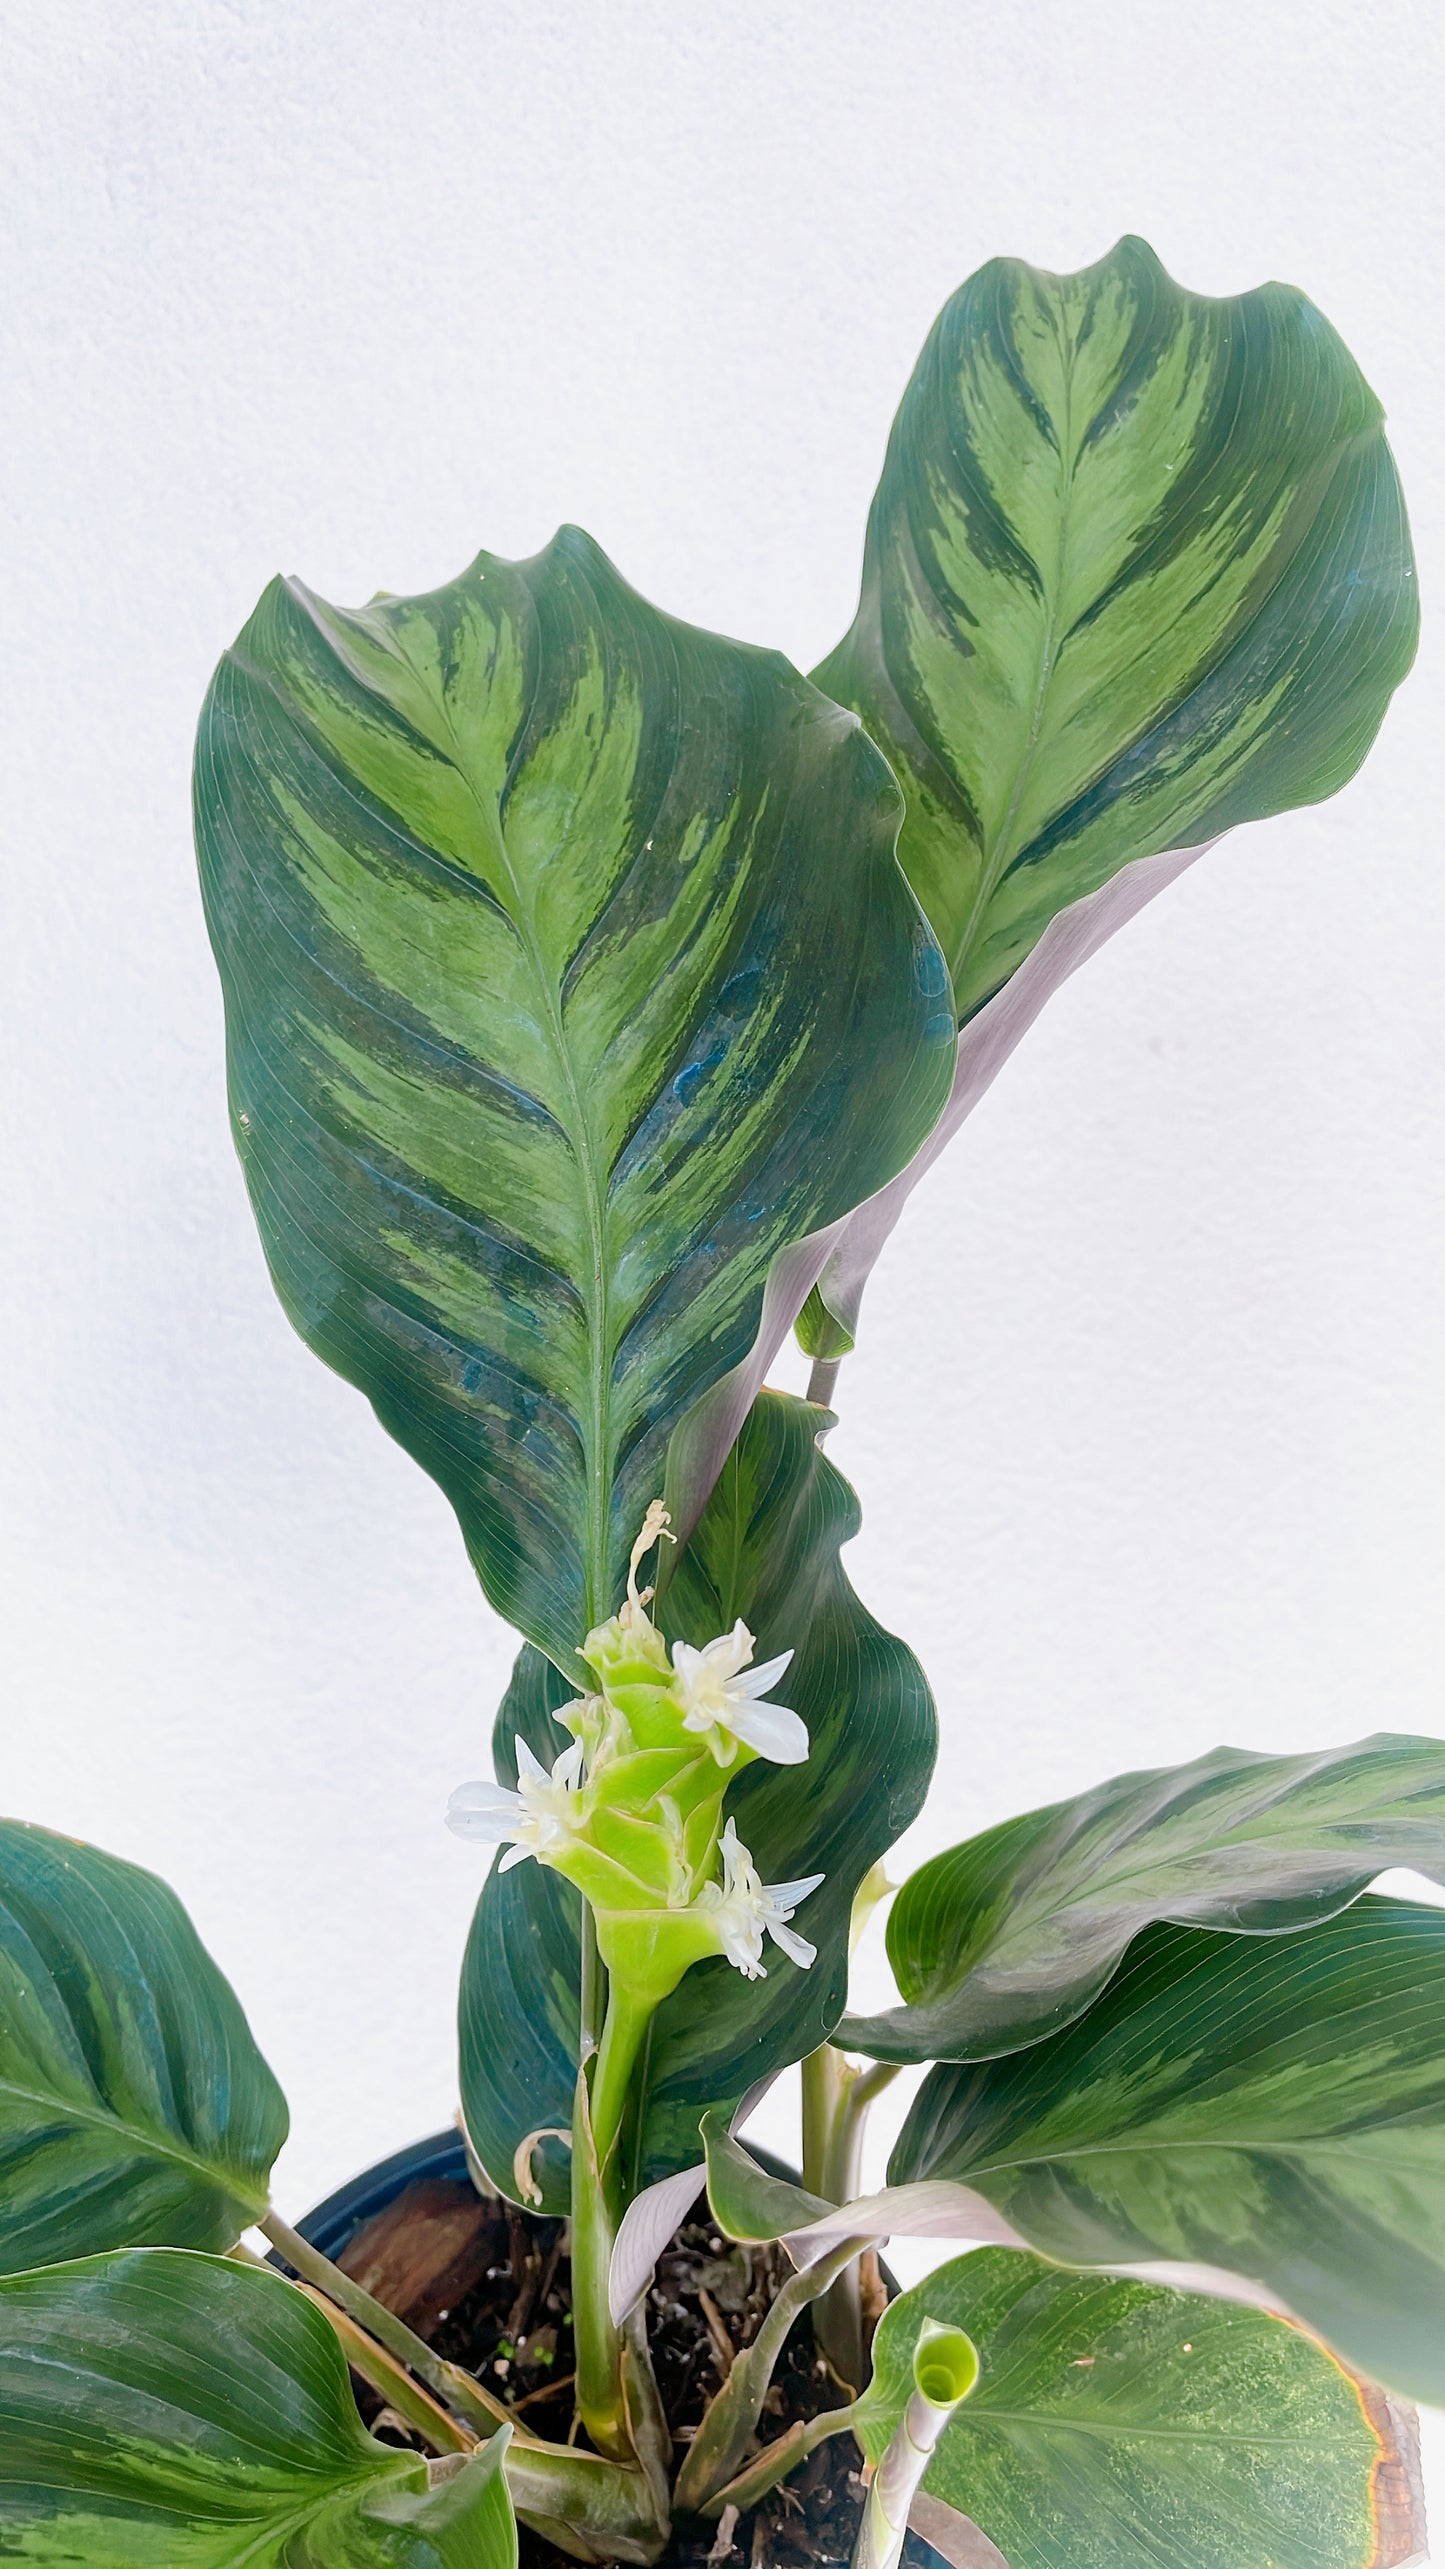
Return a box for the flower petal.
[767,1920,817,1971]
[445,1781,525,1843]
[764,1871,826,1912]
[734,1648,794,1700]
[723,1695,810,1765]
[705,1620,757,1678]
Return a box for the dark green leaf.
[815,235,1418,1028]
[804,238,1419,1353]
[0,2249,516,2564]
[893,1898,1445,2405]
[842,1732,1445,2063]
[458,1392,936,2206]
[0,1819,286,2272]
[196,529,954,1668]
[854,2249,1400,2569]
[457,1643,582,2213]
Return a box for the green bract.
[1,238,1423,2569]
[458,1390,936,2207]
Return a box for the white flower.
[446,1737,585,1872]
[695,1817,824,1980]
[670,1621,808,1766]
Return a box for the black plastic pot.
[296,2129,956,2567]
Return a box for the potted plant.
[0,236,1430,2569]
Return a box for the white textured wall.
[3,0,1441,2534]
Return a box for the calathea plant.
[0,239,1428,2569]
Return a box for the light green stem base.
[801,2047,899,2391]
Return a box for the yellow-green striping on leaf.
[852,2249,1408,2569]
[815,235,1418,1028]
[0,1819,286,2272]
[195,528,955,1667]
[0,2250,516,2564]
[892,1898,1445,2408]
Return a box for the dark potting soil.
[329,2171,934,2568]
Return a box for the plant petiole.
[260,2207,522,2446]
[802,2045,901,2388]
[674,2234,869,2514]
[702,2398,861,2518]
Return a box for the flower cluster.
[447,1502,825,2004]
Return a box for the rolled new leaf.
[459,1393,936,2208]
[854,2321,979,2569]
[0,1818,287,2270]
[851,2249,1419,2569]
[806,235,1418,1345]
[842,1731,1445,2064]
[196,529,954,1670]
[893,1896,1445,2407]
[0,2249,516,2564]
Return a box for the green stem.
[674,2236,868,2515]
[806,1354,844,1409]
[570,2065,630,2462]
[570,1981,671,2519]
[590,1983,655,2189]
[826,2059,899,2203]
[801,2043,846,2196]
[801,2047,900,2392]
[262,2212,666,2557]
[581,1907,605,2058]
[260,2209,518,2445]
[703,2400,860,2518]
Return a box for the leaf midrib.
[945,2409,1368,2451]
[386,609,623,1628]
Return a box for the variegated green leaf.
[196,530,954,1667]
[892,1898,1445,2405]
[815,235,1418,1025]
[0,1820,286,2272]
[854,2250,1410,2569]
[458,1392,935,2208]
[842,1731,1445,2064]
[0,2250,516,2564]
[805,238,1418,1350]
